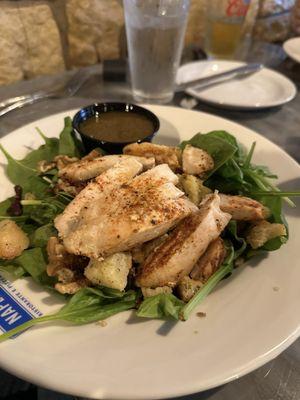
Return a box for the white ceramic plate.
[0,106,300,400]
[283,37,300,64]
[177,60,297,110]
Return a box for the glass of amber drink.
[204,0,255,59]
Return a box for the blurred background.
[0,0,299,87]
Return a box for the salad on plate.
[0,116,298,341]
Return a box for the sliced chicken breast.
[135,193,231,288]
[182,145,214,177]
[57,164,197,259]
[190,237,226,281]
[219,194,268,221]
[123,142,180,171]
[59,154,155,182]
[55,158,143,239]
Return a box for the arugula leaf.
[58,117,82,157]
[137,293,184,320]
[180,244,235,321]
[0,288,138,342]
[180,132,237,177]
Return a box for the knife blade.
[175,63,264,92]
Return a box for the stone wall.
[0,0,295,86]
[0,1,65,85]
[0,0,230,85]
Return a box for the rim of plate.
[283,37,300,64]
[0,106,300,400]
[177,60,297,110]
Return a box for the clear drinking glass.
[123,0,190,104]
[204,0,255,60]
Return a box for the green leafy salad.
[0,117,298,342]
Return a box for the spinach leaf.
[21,194,72,225]
[137,293,184,320]
[0,264,26,279]
[204,130,239,151]
[30,223,57,247]
[0,119,81,199]
[226,221,247,259]
[58,117,82,157]
[89,286,137,300]
[0,145,50,197]
[0,288,138,342]
[0,198,11,216]
[22,134,59,168]
[12,248,53,285]
[180,132,237,177]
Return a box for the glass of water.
[124,0,190,104]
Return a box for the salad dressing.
[79,111,155,143]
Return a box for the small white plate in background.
[283,37,300,64]
[177,60,297,110]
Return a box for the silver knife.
[175,63,264,92]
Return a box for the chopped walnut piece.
[54,155,78,170]
[37,160,56,173]
[55,278,90,294]
[47,237,89,294]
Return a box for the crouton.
[246,220,287,249]
[179,174,212,205]
[177,276,203,302]
[0,220,29,260]
[84,252,132,291]
[141,286,172,298]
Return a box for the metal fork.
[0,69,90,117]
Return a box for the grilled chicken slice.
[219,194,269,221]
[135,193,231,288]
[57,164,197,259]
[132,234,169,264]
[55,158,143,240]
[123,142,180,171]
[190,237,226,281]
[59,154,155,182]
[182,145,214,177]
